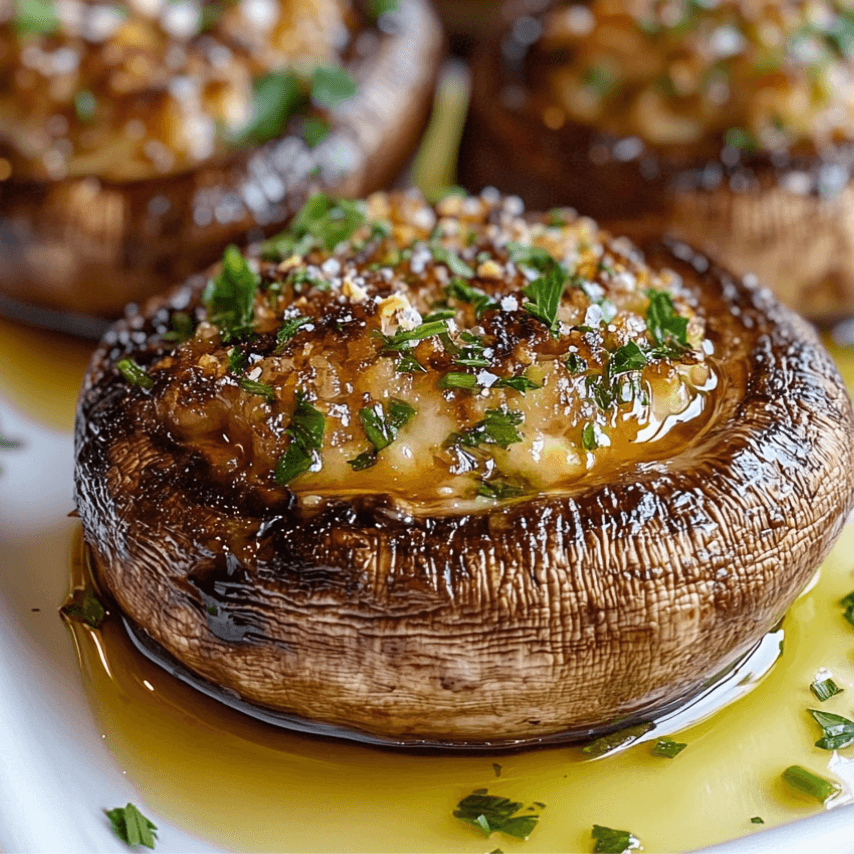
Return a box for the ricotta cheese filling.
[133,189,717,513]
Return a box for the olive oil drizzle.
[62,527,854,853]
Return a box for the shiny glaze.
[74,197,854,745]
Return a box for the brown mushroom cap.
[74,221,854,747]
[458,0,854,323]
[0,0,442,331]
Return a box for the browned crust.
[458,0,854,323]
[0,0,443,327]
[73,237,854,746]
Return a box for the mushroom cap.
[75,225,854,749]
[0,0,442,330]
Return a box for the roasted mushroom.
[459,0,854,323]
[75,190,854,748]
[0,0,441,331]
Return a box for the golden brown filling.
[534,0,854,153]
[0,0,359,181]
[123,190,715,513]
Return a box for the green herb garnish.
[359,399,415,453]
[202,245,259,342]
[115,358,153,390]
[453,790,542,840]
[566,354,588,375]
[0,431,22,449]
[396,352,426,373]
[841,590,854,627]
[160,311,194,344]
[723,126,759,154]
[302,116,331,148]
[610,342,648,374]
[235,70,302,146]
[652,738,687,758]
[292,193,366,252]
[582,722,653,757]
[275,315,312,351]
[310,65,358,108]
[808,708,854,750]
[493,376,541,393]
[445,278,498,318]
[591,824,640,853]
[750,816,764,824]
[646,290,688,353]
[522,260,568,335]
[477,476,529,500]
[440,372,478,390]
[811,676,844,702]
[227,346,248,375]
[274,392,325,484]
[238,377,275,404]
[581,422,599,451]
[60,589,106,629]
[431,243,475,278]
[781,765,841,804]
[105,803,158,849]
[448,408,524,450]
[374,319,448,352]
[368,0,399,17]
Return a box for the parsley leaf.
[840,589,854,627]
[302,116,330,148]
[646,290,688,352]
[202,245,259,342]
[781,765,841,804]
[105,803,158,849]
[448,408,524,450]
[355,398,415,455]
[160,311,194,344]
[651,737,687,758]
[439,372,478,390]
[431,243,475,278]
[275,315,312,351]
[581,422,599,451]
[477,475,529,500]
[234,70,302,147]
[581,722,653,757]
[453,790,542,840]
[522,261,568,335]
[238,377,275,404]
[811,676,844,702]
[492,376,541,393]
[610,342,648,374]
[274,393,325,484]
[60,589,106,629]
[396,352,426,373]
[566,353,588,375]
[591,824,641,853]
[808,708,854,750]
[116,358,154,390]
[310,65,358,108]
[750,816,765,824]
[0,431,22,450]
[446,278,498,318]
[374,319,448,352]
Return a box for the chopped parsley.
[235,70,302,147]
[60,589,106,629]
[446,278,498,318]
[274,393,325,485]
[841,589,854,627]
[348,398,416,469]
[238,377,275,404]
[431,243,475,278]
[202,245,259,342]
[581,422,599,451]
[105,803,158,849]
[374,319,448,352]
[453,331,491,368]
[591,824,641,853]
[453,790,543,840]
[493,376,541,393]
[581,722,653,757]
[810,676,844,702]
[396,352,426,373]
[610,341,648,374]
[261,194,366,259]
[275,315,312,351]
[781,765,841,804]
[566,353,588,375]
[645,289,689,354]
[115,358,153,390]
[160,311,194,344]
[750,816,764,825]
[477,475,529,500]
[0,431,22,450]
[227,346,248,375]
[440,372,478,390]
[368,0,399,17]
[310,65,358,108]
[651,738,687,758]
[302,116,331,148]
[808,708,854,750]
[447,408,524,450]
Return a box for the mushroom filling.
[118,190,717,514]
[531,0,854,154]
[0,0,362,182]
